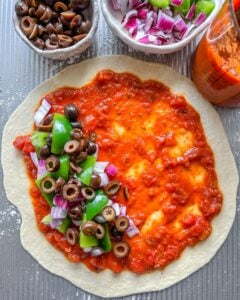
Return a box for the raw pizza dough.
[2,56,239,298]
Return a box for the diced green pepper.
[175,0,190,15]
[50,154,70,181]
[51,113,72,154]
[41,214,51,225]
[196,1,215,16]
[57,218,71,234]
[149,0,171,8]
[35,175,54,206]
[31,131,48,154]
[80,214,98,248]
[85,190,108,221]
[77,156,96,185]
[99,223,112,252]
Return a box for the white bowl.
[13,0,99,60]
[102,0,220,54]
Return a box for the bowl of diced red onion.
[102,0,220,54]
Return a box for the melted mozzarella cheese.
[141,210,164,235]
[169,128,193,158]
[126,160,150,179]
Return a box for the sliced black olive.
[81,187,96,200]
[68,178,82,187]
[64,140,80,155]
[70,161,82,174]
[87,142,97,155]
[101,206,116,222]
[35,3,46,19]
[91,247,104,257]
[71,151,87,163]
[45,155,60,172]
[111,227,123,241]
[55,177,65,192]
[71,121,82,129]
[15,1,28,16]
[94,214,106,224]
[68,204,82,220]
[64,104,79,122]
[71,128,83,141]
[70,14,82,29]
[79,138,88,151]
[89,132,97,143]
[81,221,97,236]
[79,20,91,34]
[90,174,101,189]
[39,145,51,160]
[62,183,79,201]
[70,0,90,11]
[28,24,39,40]
[40,6,53,23]
[123,186,129,200]
[53,1,68,12]
[38,123,53,132]
[33,37,44,50]
[61,11,76,21]
[58,34,73,47]
[46,134,52,147]
[115,216,130,232]
[95,224,105,239]
[41,176,56,194]
[113,241,130,258]
[20,16,35,36]
[73,34,87,42]
[104,180,121,197]
[46,23,56,34]
[66,227,79,246]
[45,39,59,50]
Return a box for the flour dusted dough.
[2,56,239,297]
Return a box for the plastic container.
[191,0,240,107]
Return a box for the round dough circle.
[1,56,239,298]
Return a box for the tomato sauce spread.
[14,70,223,273]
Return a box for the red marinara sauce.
[14,71,223,274]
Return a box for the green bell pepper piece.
[35,175,54,206]
[149,0,171,8]
[51,113,72,154]
[31,131,48,154]
[175,0,191,15]
[80,214,98,248]
[50,154,70,181]
[196,1,215,16]
[86,190,108,221]
[77,156,96,185]
[57,218,71,234]
[99,223,112,252]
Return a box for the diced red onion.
[30,152,38,167]
[126,217,140,238]
[51,207,68,219]
[144,11,154,32]
[99,172,109,187]
[171,0,183,6]
[50,219,63,229]
[83,247,92,253]
[34,99,51,126]
[137,8,148,19]
[94,162,109,175]
[119,205,127,216]
[37,159,47,179]
[105,164,118,177]
[122,9,138,27]
[186,3,196,20]
[174,16,187,33]
[112,203,120,216]
[129,0,142,9]
[157,11,175,33]
[53,194,68,210]
[133,29,146,40]
[91,247,104,257]
[163,8,174,17]
[72,219,82,227]
[194,12,207,26]
[111,0,120,10]
[107,199,113,206]
[182,23,196,39]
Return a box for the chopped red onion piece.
[34,99,51,126]
[126,217,140,238]
[50,219,63,229]
[112,203,120,216]
[30,152,38,167]
[182,23,196,39]
[171,0,183,6]
[122,9,138,27]
[72,219,82,227]
[137,8,148,19]
[157,11,175,33]
[174,16,187,33]
[194,12,207,26]
[83,247,92,253]
[111,0,120,10]
[51,207,68,219]
[91,247,104,257]
[133,29,146,40]
[105,164,118,177]
[94,162,109,174]
[129,0,142,9]
[163,8,174,17]
[144,11,154,32]
[186,3,196,20]
[119,205,127,216]
[53,194,68,210]
[99,172,109,187]
[37,159,47,179]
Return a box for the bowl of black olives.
[13,0,99,60]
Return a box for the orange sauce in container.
[192,0,240,107]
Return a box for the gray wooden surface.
[0,1,239,299]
